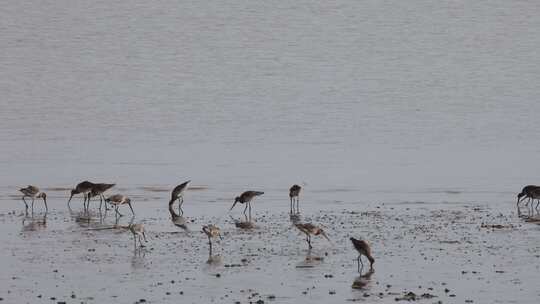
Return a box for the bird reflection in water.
[21,213,47,232]
[351,269,375,290]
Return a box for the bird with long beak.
[289,184,302,214]
[169,180,190,215]
[129,223,148,249]
[350,237,375,273]
[517,185,540,212]
[202,225,223,257]
[169,196,188,231]
[88,183,115,211]
[67,181,95,210]
[229,191,264,220]
[19,185,47,212]
[105,194,135,216]
[294,223,331,249]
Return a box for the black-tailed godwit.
[230,190,264,219]
[169,180,190,215]
[294,223,331,249]
[19,185,47,212]
[350,237,375,273]
[105,194,135,216]
[289,184,302,213]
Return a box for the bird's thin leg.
[357,256,361,273]
[128,202,135,215]
[243,203,248,216]
[249,202,252,220]
[139,235,144,247]
[133,233,137,249]
[22,197,29,210]
[296,197,300,214]
[143,231,147,242]
[290,197,293,214]
[31,198,35,212]
[102,195,110,210]
[208,236,213,257]
[43,198,48,211]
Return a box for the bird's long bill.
[320,231,332,243]
[229,201,237,211]
[67,193,73,204]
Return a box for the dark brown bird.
[169,198,188,231]
[517,185,540,211]
[294,223,331,249]
[169,180,190,215]
[68,181,95,210]
[129,223,148,249]
[88,183,115,210]
[350,237,375,273]
[19,185,47,212]
[229,191,264,219]
[289,184,302,213]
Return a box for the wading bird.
[129,223,147,249]
[517,185,540,214]
[230,191,264,219]
[105,194,135,216]
[169,198,188,231]
[68,181,95,210]
[202,225,222,257]
[169,180,190,215]
[88,183,115,211]
[19,185,47,212]
[294,223,331,249]
[289,184,302,213]
[350,237,375,273]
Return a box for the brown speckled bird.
[295,223,331,249]
[19,185,47,212]
[202,225,222,257]
[105,194,134,216]
[129,223,148,249]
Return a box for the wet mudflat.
[0,188,539,304]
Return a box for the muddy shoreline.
[1,188,539,304]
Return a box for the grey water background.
[1,0,540,203]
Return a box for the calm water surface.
[1,1,540,201]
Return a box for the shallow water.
[1,0,540,303]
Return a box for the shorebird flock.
[18,181,534,274]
